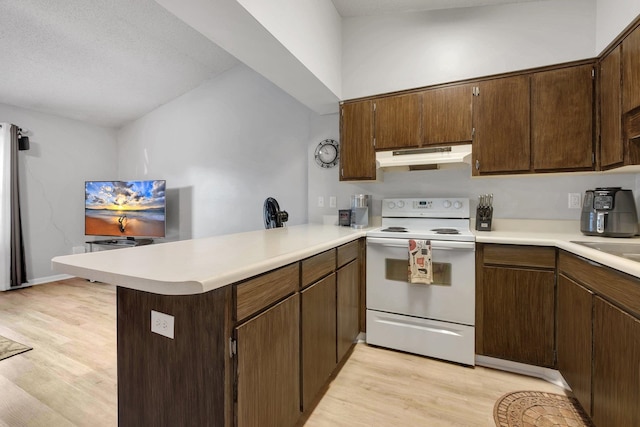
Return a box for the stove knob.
[397,201,405,208]
[443,200,452,208]
[453,201,463,209]
[387,201,396,209]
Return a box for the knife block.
[476,206,493,231]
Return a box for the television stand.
[86,238,154,252]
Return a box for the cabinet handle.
[475,160,480,170]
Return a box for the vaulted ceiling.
[0,0,554,128]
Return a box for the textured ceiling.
[331,0,547,17]
[1,0,551,129]
[0,0,238,128]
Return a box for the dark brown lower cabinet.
[558,250,640,426]
[480,266,555,367]
[117,286,231,427]
[236,294,300,427]
[301,274,337,410]
[593,297,640,427]
[556,274,593,415]
[337,259,360,361]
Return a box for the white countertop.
[474,219,640,279]
[53,219,640,296]
[52,224,366,295]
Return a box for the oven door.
[366,237,475,325]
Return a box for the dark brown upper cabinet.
[531,64,595,172]
[622,25,640,164]
[622,24,640,114]
[472,75,531,176]
[422,84,474,145]
[339,100,376,181]
[373,93,422,150]
[600,46,624,169]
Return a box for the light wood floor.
[304,344,565,426]
[0,278,117,427]
[0,278,565,426]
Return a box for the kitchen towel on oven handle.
[408,239,433,284]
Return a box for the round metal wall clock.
[314,139,339,168]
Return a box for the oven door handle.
[366,237,475,250]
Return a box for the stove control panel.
[382,198,470,219]
[413,200,433,209]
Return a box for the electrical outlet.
[568,193,582,209]
[151,310,174,339]
[318,196,325,208]
[329,196,336,208]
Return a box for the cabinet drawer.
[301,249,336,288]
[236,263,299,321]
[483,244,555,268]
[559,251,640,319]
[337,240,359,268]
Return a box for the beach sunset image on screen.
[85,180,166,238]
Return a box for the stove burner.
[381,227,408,232]
[431,228,460,235]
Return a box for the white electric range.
[366,197,476,366]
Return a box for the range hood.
[375,144,472,171]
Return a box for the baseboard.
[475,355,570,390]
[31,273,75,285]
[1,273,75,291]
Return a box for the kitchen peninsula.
[52,224,366,427]
[53,220,640,426]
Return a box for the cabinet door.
[557,274,593,416]
[301,274,337,410]
[340,101,376,181]
[531,65,594,171]
[423,84,473,145]
[600,46,624,169]
[481,266,555,367]
[337,260,360,362]
[236,294,300,427]
[593,297,640,427]
[374,93,422,150]
[622,25,640,114]
[473,76,530,175]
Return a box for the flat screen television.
[85,180,166,239]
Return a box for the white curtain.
[0,123,10,290]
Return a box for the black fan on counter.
[263,197,289,229]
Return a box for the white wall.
[342,0,596,99]
[595,0,640,53]
[308,114,638,225]
[237,0,342,98]
[0,103,117,285]
[117,64,311,240]
[155,0,340,115]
